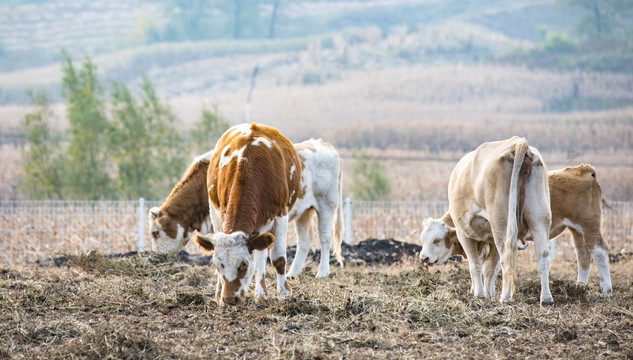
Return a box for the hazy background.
[1,0,632,201]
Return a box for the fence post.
[138,197,146,253]
[344,197,352,245]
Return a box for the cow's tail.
[503,138,530,299]
[332,162,345,267]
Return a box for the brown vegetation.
[1,251,632,359]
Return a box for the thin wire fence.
[1,199,632,265]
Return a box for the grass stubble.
[0,251,632,359]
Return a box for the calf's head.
[419,217,455,264]
[148,207,189,254]
[194,231,275,305]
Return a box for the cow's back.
[291,139,340,217]
[548,164,602,228]
[448,137,526,229]
[208,123,302,234]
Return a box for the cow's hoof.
[278,288,292,301]
[315,270,329,278]
[601,288,612,298]
[255,289,268,300]
[540,296,554,306]
[287,272,300,279]
[287,267,301,278]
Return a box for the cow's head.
[148,207,189,254]
[419,217,455,264]
[193,231,275,306]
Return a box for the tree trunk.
[592,0,602,38]
[234,0,243,39]
[269,0,281,39]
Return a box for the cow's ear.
[194,233,215,253]
[149,207,160,220]
[157,215,171,229]
[446,226,457,243]
[247,233,276,253]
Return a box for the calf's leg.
[271,215,292,300]
[287,210,314,278]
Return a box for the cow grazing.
[148,150,215,254]
[188,123,302,305]
[418,164,612,298]
[420,137,553,304]
[148,139,344,280]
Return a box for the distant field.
[2,63,632,201]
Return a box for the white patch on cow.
[219,145,247,168]
[153,223,186,254]
[562,218,584,236]
[228,123,253,137]
[289,165,296,180]
[419,218,453,264]
[252,137,273,148]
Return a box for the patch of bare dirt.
[3,240,631,359]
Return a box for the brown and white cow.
[192,123,302,305]
[148,138,344,279]
[420,137,553,304]
[418,164,612,298]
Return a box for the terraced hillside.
[0,0,579,105]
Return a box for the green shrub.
[540,31,578,54]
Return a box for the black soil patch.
[285,238,423,266]
[38,241,632,268]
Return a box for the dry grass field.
[1,251,632,359]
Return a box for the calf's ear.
[194,233,215,253]
[149,207,160,220]
[247,233,276,253]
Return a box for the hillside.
[0,0,581,106]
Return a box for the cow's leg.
[586,230,612,298]
[568,228,591,286]
[482,244,500,299]
[253,249,268,299]
[287,210,314,278]
[271,215,292,300]
[529,218,554,305]
[522,167,553,305]
[487,218,514,303]
[457,228,486,298]
[215,270,224,303]
[315,207,336,278]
